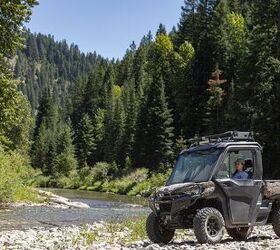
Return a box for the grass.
[105,216,147,243]
[13,186,45,203]
[79,225,99,245]
[119,216,147,242]
[73,216,147,247]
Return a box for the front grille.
[159,203,172,213]
[157,192,188,201]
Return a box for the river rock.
[37,189,90,208]
[0,224,280,249]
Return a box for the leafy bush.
[86,181,103,191]
[13,187,44,203]
[0,148,37,202]
[91,162,111,181]
[128,169,172,196]
[78,166,91,182]
[55,176,71,188]
[101,168,148,194]
[83,162,116,187]
[31,174,51,187]
[50,170,81,189]
[102,178,135,194]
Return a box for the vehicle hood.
[158,181,215,197]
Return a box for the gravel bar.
[0,224,280,249]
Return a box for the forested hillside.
[15,32,106,112]
[14,0,280,193]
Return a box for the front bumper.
[149,193,195,216]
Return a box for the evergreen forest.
[1,0,280,197]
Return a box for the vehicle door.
[215,147,262,224]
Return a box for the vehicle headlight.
[158,192,164,198]
[155,202,160,210]
[190,188,200,195]
[188,187,200,196]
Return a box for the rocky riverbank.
[1,189,90,210]
[0,223,279,249]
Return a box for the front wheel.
[146,212,175,244]
[193,207,225,244]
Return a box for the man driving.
[232,158,248,179]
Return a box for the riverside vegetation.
[1,1,280,200]
[13,0,280,197]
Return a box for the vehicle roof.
[182,141,262,154]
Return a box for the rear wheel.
[272,203,280,237]
[193,207,225,244]
[227,227,253,240]
[146,212,175,244]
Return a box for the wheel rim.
[157,218,167,235]
[206,215,221,238]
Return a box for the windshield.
[167,148,222,185]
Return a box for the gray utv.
[146,131,280,244]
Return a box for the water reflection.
[0,189,150,231]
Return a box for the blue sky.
[26,0,184,59]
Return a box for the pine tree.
[76,113,96,167]
[134,74,174,170]
[118,81,137,164]
[156,23,167,36]
[103,84,124,164]
[91,108,105,162]
[33,88,52,139]
[53,122,77,176]
[177,0,200,46]
[32,103,60,174]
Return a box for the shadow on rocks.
[218,235,273,244]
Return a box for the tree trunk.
[277,2,280,58]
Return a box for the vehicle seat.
[244,159,253,179]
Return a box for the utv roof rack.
[189,131,255,147]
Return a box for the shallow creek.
[0,188,149,231]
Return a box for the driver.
[232,158,248,179]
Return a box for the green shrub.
[66,170,81,188]
[55,176,70,188]
[79,185,87,190]
[78,166,91,182]
[86,186,95,191]
[84,162,111,186]
[100,169,148,194]
[128,180,151,196]
[14,187,44,203]
[51,170,81,189]
[106,179,135,194]
[92,180,103,191]
[31,175,51,187]
[91,162,110,181]
[0,148,36,202]
[128,169,172,197]
[85,181,103,191]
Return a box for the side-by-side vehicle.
[146,131,280,244]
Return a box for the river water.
[0,189,150,231]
